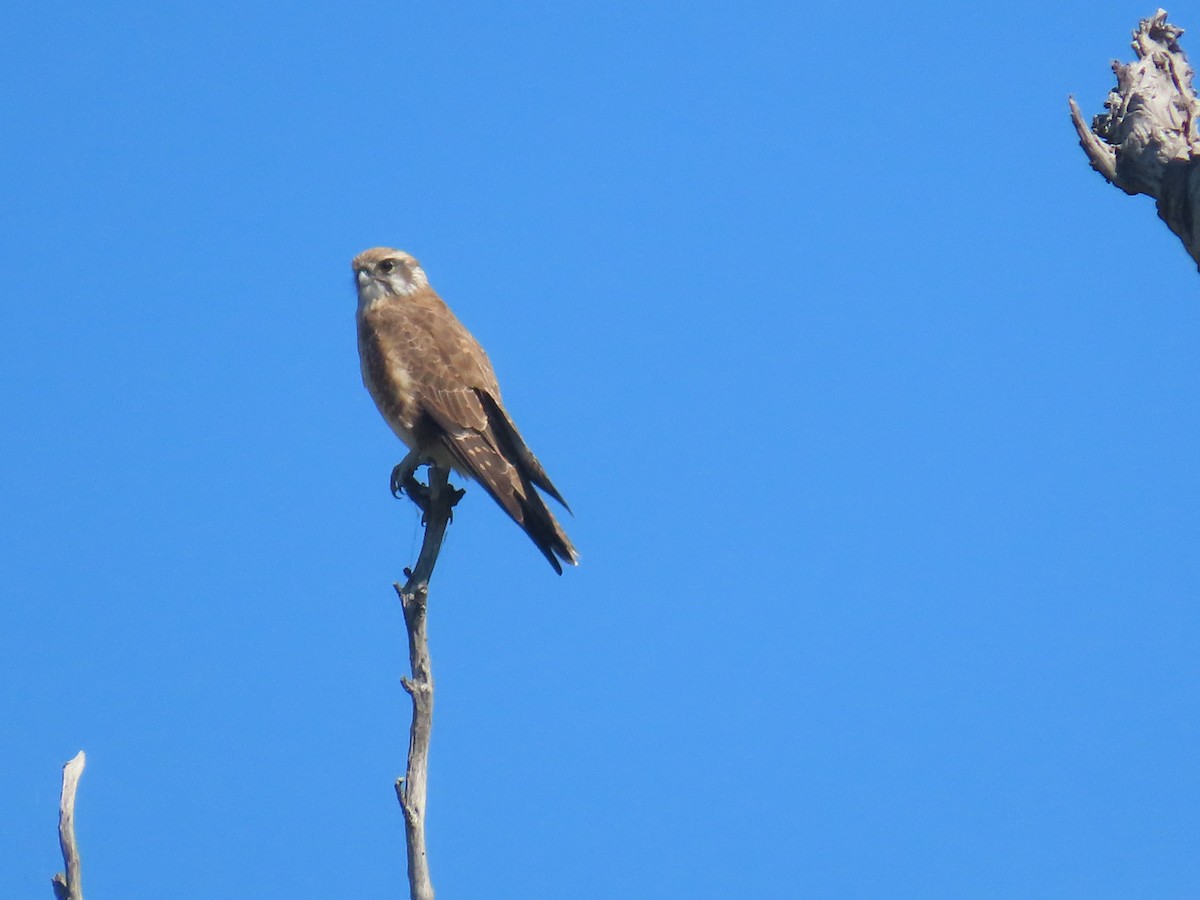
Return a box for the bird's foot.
[391,455,433,516]
[444,485,467,519]
[391,457,466,524]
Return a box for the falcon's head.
[352,247,430,307]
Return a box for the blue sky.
[3,2,1199,897]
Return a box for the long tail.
[507,471,578,574]
[432,391,578,573]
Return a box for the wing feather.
[389,288,578,571]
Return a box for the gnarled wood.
[1070,9,1200,269]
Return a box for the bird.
[353,247,578,574]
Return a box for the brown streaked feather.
[357,258,576,572]
[422,401,577,573]
[475,389,570,511]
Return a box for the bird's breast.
[357,311,420,449]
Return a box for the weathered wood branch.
[51,751,86,900]
[391,463,463,900]
[1070,9,1200,269]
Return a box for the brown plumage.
[353,247,578,573]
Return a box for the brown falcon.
[353,247,578,573]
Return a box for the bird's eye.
[379,259,397,275]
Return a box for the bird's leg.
[391,448,433,515]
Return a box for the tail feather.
[427,397,577,573]
[476,389,572,512]
[514,481,578,574]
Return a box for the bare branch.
[391,463,463,900]
[1070,9,1200,268]
[51,751,86,900]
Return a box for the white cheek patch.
[388,267,429,296]
[356,262,430,306]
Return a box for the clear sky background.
[2,2,1198,897]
